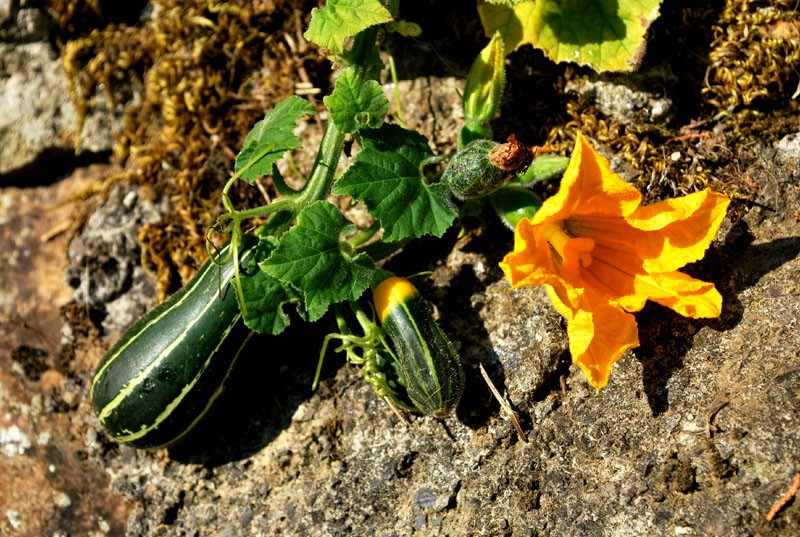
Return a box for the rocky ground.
[1,1,799,536]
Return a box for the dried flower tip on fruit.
[489,134,533,171]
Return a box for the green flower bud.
[443,135,532,199]
[516,154,571,185]
[462,31,505,134]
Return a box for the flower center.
[542,220,595,278]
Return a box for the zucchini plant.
[91,0,559,447]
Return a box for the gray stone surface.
[0,0,13,26]
[0,42,74,176]
[776,132,800,160]
[0,168,129,536]
[66,184,168,336]
[0,6,124,178]
[0,6,52,42]
[567,74,676,125]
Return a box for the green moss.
[58,0,328,298]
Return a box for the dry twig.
[765,472,800,522]
[705,394,730,438]
[40,219,73,242]
[479,362,527,443]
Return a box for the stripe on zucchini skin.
[94,244,252,425]
[89,254,216,396]
[96,280,237,424]
[114,322,251,448]
[107,314,242,444]
[153,332,253,448]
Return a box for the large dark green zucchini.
[90,238,256,449]
[373,277,464,418]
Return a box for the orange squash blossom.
[500,133,730,390]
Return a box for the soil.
[1,1,799,536]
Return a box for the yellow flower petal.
[535,133,641,224]
[629,189,731,273]
[567,297,640,391]
[619,271,723,318]
[544,282,581,320]
[544,285,639,390]
[500,218,557,288]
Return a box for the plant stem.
[296,121,346,207]
[296,27,380,206]
[347,220,382,249]
[388,54,407,129]
[219,197,297,223]
[220,25,382,237]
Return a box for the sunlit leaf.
[324,68,389,133]
[333,124,458,242]
[479,0,663,72]
[304,0,392,54]
[260,201,375,319]
[235,96,316,184]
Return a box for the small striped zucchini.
[90,238,256,449]
[373,277,464,417]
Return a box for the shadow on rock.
[635,220,800,416]
[440,265,505,430]
[440,213,568,427]
[427,215,521,430]
[168,320,329,466]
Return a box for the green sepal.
[489,185,543,230]
[516,154,570,185]
[458,121,493,149]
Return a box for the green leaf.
[323,68,389,133]
[237,238,294,335]
[260,201,375,319]
[234,96,316,184]
[304,0,392,54]
[332,124,458,242]
[478,0,663,72]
